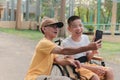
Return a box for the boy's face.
[68,19,84,36]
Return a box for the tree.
[52,0,61,19]
[36,0,40,22]
[10,0,15,21]
[101,0,112,24]
[74,0,97,23]
[16,0,22,29]
[41,0,53,18]
[117,3,120,23]
[25,0,29,21]
[111,1,117,36]
[58,0,66,38]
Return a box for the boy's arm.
[87,50,98,61]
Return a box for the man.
[24,17,101,80]
[61,15,114,80]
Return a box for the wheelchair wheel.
[50,64,65,76]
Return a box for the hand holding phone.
[94,30,103,42]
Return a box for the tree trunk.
[86,8,89,23]
[94,9,97,31]
[77,7,80,17]
[10,0,15,21]
[25,0,29,21]
[111,1,117,36]
[54,7,58,19]
[58,0,66,38]
[36,0,40,22]
[16,0,22,29]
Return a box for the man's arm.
[52,40,101,55]
[54,56,81,68]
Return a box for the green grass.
[100,41,120,53]
[99,41,120,63]
[0,28,43,41]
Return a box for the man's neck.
[44,35,53,41]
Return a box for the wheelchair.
[50,38,106,80]
[51,59,105,80]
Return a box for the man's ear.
[42,27,46,31]
[41,27,46,33]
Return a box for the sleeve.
[36,40,57,55]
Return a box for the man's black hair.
[67,15,81,26]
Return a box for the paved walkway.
[0,32,37,80]
[0,32,119,80]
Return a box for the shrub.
[84,25,94,32]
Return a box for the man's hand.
[88,39,102,50]
[66,58,81,68]
[64,55,74,59]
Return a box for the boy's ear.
[67,26,72,34]
[67,26,71,32]
[67,26,71,31]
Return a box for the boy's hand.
[91,36,95,42]
[92,50,99,54]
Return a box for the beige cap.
[40,18,64,28]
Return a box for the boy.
[24,17,101,80]
[61,15,114,80]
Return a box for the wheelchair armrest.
[92,56,103,61]
[91,56,105,66]
[54,38,64,46]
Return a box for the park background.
[0,0,120,80]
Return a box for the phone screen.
[94,30,103,41]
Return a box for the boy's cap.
[41,18,64,28]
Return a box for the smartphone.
[94,30,103,42]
